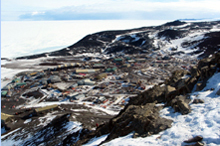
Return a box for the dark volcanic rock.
[167,70,189,88]
[158,29,187,40]
[198,32,220,58]
[169,95,191,115]
[187,32,220,58]
[192,99,204,104]
[104,103,172,142]
[61,128,91,146]
[128,84,167,105]
[23,90,44,99]
[73,103,173,145]
[184,135,203,143]
[164,20,187,26]
[17,53,47,60]
[21,113,74,146]
[105,43,140,54]
[217,89,220,95]
[170,51,185,56]
[195,82,206,91]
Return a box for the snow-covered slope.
[87,72,220,146]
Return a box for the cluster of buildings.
[1,53,196,120]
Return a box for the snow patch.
[24,118,32,124]
[37,112,57,126]
[83,134,109,146]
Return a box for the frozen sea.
[1,20,171,59]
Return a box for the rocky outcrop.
[73,103,172,145]
[169,95,191,115]
[185,142,204,146]
[165,53,220,96]
[184,136,204,146]
[129,84,167,105]
[217,89,220,95]
[22,113,73,146]
[184,135,203,143]
[192,99,204,104]
[165,70,190,94]
[158,29,187,40]
[62,128,91,146]
[196,32,220,58]
[163,20,187,26]
[195,82,206,91]
[104,103,172,143]
[165,85,177,102]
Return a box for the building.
[68,93,85,100]
[16,82,27,87]
[75,69,100,74]
[114,58,123,62]
[128,60,136,63]
[34,104,58,115]
[122,64,131,68]
[78,79,95,85]
[72,74,86,79]
[94,96,106,104]
[2,84,14,90]
[12,78,21,83]
[48,75,61,83]
[1,91,8,97]
[106,67,117,72]
[53,82,73,92]
[30,72,38,76]
[93,64,105,69]
[95,73,108,80]
[1,113,14,123]
[136,58,146,63]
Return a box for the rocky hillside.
[71,52,220,145]
[2,20,220,146]
[16,20,220,60]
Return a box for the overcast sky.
[1,0,220,21]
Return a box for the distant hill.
[16,20,220,60]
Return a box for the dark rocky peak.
[192,20,220,28]
[71,34,103,48]
[164,20,187,26]
[115,34,151,47]
[188,31,220,58]
[93,30,131,42]
[158,29,188,40]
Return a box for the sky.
[1,0,220,21]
